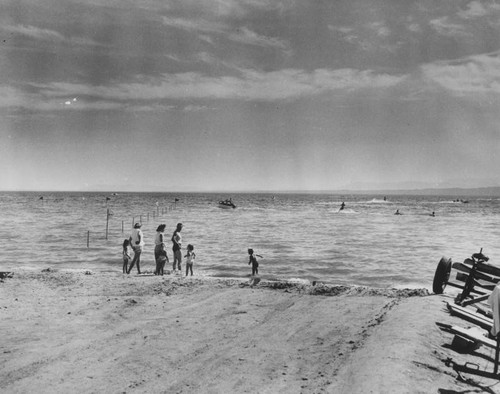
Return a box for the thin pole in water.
[87,231,90,248]
[106,209,109,240]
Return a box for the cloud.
[0,68,405,110]
[429,17,471,37]
[48,68,404,101]
[228,27,287,49]
[457,1,500,19]
[0,87,124,111]
[161,16,225,34]
[328,26,354,34]
[421,52,500,95]
[2,24,65,41]
[183,104,213,112]
[368,22,391,38]
[162,16,287,49]
[163,0,281,18]
[329,21,398,53]
[407,23,421,33]
[1,24,103,46]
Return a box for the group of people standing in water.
[122,222,263,278]
[122,222,196,276]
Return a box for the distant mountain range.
[4,185,500,196]
[80,185,500,196]
[332,186,500,197]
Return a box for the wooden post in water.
[106,209,109,240]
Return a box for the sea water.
[2,191,500,289]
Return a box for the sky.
[1,0,500,192]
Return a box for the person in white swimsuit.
[127,223,144,274]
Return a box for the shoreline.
[0,265,433,292]
[1,270,497,393]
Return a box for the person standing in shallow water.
[154,224,169,275]
[184,244,195,276]
[128,223,144,274]
[122,239,131,274]
[171,223,183,273]
[248,248,263,276]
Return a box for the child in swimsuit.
[157,249,168,276]
[184,244,196,276]
[248,248,263,276]
[122,239,131,274]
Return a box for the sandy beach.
[1,270,500,394]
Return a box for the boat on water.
[218,199,236,209]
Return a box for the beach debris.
[264,281,300,290]
[239,277,261,288]
[0,272,13,279]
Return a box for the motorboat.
[218,199,236,209]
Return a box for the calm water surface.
[2,191,500,289]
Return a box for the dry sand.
[1,270,500,394]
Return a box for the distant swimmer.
[430,211,435,217]
[394,209,402,215]
[339,202,346,211]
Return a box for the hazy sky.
[2,0,500,192]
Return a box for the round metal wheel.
[432,257,452,294]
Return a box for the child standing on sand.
[184,244,196,276]
[122,239,131,274]
[157,249,168,276]
[248,248,263,276]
